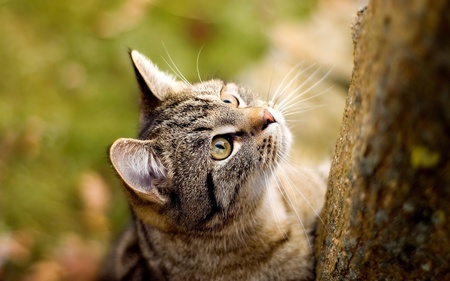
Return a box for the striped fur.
[99,50,327,281]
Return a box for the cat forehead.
[191,80,257,106]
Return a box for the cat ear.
[129,50,184,102]
[109,138,166,204]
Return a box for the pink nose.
[263,109,275,129]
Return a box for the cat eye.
[211,136,233,160]
[220,92,239,107]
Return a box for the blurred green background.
[0,0,354,279]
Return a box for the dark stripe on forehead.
[158,99,218,128]
[140,95,234,137]
[192,127,213,132]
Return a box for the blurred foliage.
[0,0,316,279]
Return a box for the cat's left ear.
[129,50,184,102]
[109,138,166,204]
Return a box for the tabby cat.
[99,50,328,281]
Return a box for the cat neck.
[134,182,296,249]
[132,182,313,280]
[130,167,318,280]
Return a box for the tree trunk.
[314,1,450,280]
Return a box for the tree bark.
[315,1,450,280]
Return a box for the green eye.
[211,136,232,160]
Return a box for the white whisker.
[281,83,333,116]
[273,64,319,107]
[280,103,325,117]
[265,171,289,240]
[196,45,204,83]
[273,161,313,252]
[271,63,312,105]
[162,43,192,86]
[277,67,321,111]
[266,66,277,102]
[276,68,318,110]
[161,56,192,86]
[278,69,333,113]
[276,156,325,226]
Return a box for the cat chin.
[277,128,293,162]
[282,128,293,155]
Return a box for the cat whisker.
[265,171,289,240]
[280,99,325,115]
[161,56,192,86]
[270,63,310,105]
[266,66,277,103]
[272,162,314,252]
[275,66,319,110]
[278,66,322,103]
[279,69,332,111]
[196,45,205,83]
[276,156,325,226]
[279,85,333,116]
[272,64,318,107]
[276,66,325,111]
[280,103,325,118]
[283,118,309,125]
[162,43,193,86]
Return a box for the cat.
[98,50,328,281]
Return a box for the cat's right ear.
[109,138,167,205]
[129,50,184,103]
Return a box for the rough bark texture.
[315,1,450,280]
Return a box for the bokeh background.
[0,0,364,280]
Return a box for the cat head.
[109,50,292,233]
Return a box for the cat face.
[110,50,292,232]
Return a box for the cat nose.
[242,107,276,132]
[262,108,275,130]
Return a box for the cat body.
[100,50,327,281]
